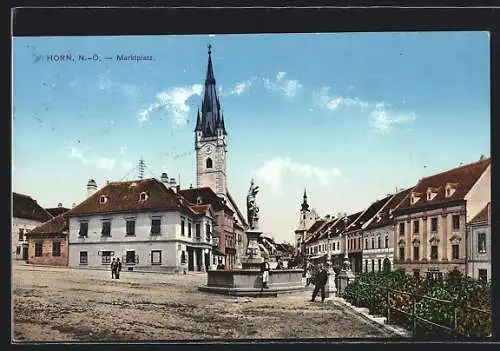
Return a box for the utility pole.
[138,157,146,180]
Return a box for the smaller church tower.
[299,189,310,229]
[294,189,320,254]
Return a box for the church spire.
[301,188,310,212]
[199,44,222,137]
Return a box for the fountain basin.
[198,269,305,297]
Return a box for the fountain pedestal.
[240,230,264,270]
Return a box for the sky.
[12,32,490,244]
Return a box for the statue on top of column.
[246,178,260,230]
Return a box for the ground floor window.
[371,259,374,272]
[364,260,368,272]
[52,241,61,257]
[101,251,113,264]
[181,251,186,264]
[151,250,162,265]
[126,250,136,264]
[478,269,487,282]
[378,259,381,271]
[79,251,88,265]
[452,244,460,260]
[16,246,21,255]
[35,240,43,257]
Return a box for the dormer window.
[410,192,422,205]
[445,183,458,198]
[99,195,108,204]
[139,192,148,201]
[426,187,439,201]
[196,196,202,205]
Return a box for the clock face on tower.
[202,144,214,155]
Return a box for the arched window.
[206,158,213,169]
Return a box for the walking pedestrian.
[260,257,271,288]
[115,258,122,279]
[110,258,116,279]
[311,264,328,302]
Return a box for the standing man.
[260,257,271,288]
[110,257,116,279]
[311,264,328,302]
[115,258,122,279]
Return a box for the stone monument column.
[241,179,265,270]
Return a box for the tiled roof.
[307,220,326,234]
[28,213,69,235]
[469,203,490,224]
[13,193,53,222]
[179,187,233,214]
[304,219,329,244]
[364,188,412,231]
[342,211,365,234]
[69,178,194,216]
[350,195,393,231]
[45,207,71,217]
[395,158,490,214]
[316,218,340,240]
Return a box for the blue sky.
[12,32,490,243]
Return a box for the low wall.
[200,269,305,296]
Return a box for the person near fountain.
[310,264,328,302]
[260,257,271,288]
[305,263,312,286]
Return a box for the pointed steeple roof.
[301,188,310,213]
[199,44,222,137]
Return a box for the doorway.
[383,258,391,273]
[195,249,202,271]
[187,247,194,271]
[22,247,28,261]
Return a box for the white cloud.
[70,147,116,171]
[138,84,203,124]
[313,86,416,133]
[314,87,369,111]
[228,78,257,96]
[255,156,342,190]
[98,70,138,96]
[263,72,302,98]
[208,34,216,37]
[370,103,416,134]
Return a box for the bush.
[343,270,492,338]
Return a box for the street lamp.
[342,216,351,271]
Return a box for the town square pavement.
[12,263,395,341]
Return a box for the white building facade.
[68,179,214,273]
[466,203,491,281]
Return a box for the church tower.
[294,189,319,253]
[195,45,228,200]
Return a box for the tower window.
[206,158,213,169]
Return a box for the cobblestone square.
[12,264,395,341]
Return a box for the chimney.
[325,214,331,220]
[72,202,76,208]
[57,202,63,208]
[160,172,169,186]
[480,154,485,161]
[87,179,97,198]
[189,183,193,189]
